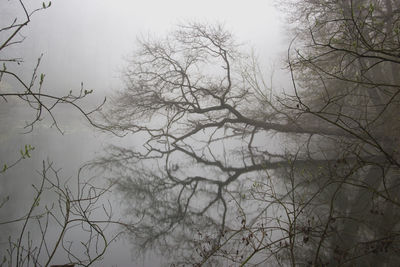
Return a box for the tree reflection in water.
[96,12,400,266]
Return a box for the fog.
[0,1,287,266]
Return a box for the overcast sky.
[17,0,285,96]
[1,1,287,266]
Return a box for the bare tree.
[0,0,106,136]
[0,1,124,266]
[275,0,400,265]
[98,6,400,265]
[1,161,123,267]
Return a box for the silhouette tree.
[98,7,400,265]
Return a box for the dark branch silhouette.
[96,2,400,265]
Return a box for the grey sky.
[20,0,284,95]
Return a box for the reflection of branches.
[94,22,331,265]
[99,14,400,266]
[0,161,127,267]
